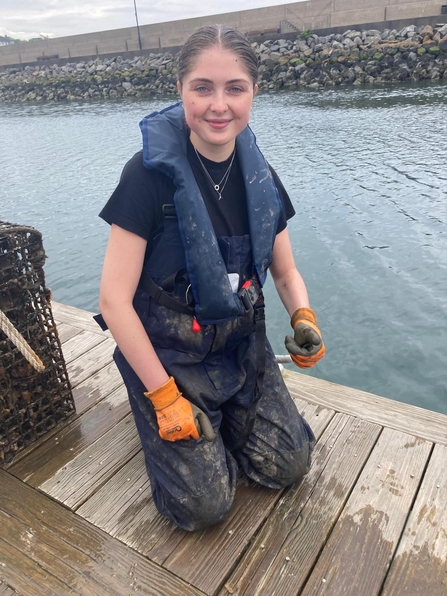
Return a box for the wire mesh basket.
[0,221,75,465]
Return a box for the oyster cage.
[0,221,75,465]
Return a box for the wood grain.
[382,443,447,596]
[52,301,112,337]
[285,371,447,445]
[0,470,206,596]
[299,428,433,596]
[60,328,107,364]
[5,301,446,596]
[66,337,116,388]
[161,404,335,594]
[39,414,141,509]
[219,414,381,596]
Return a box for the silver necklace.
[194,147,236,200]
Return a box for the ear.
[177,81,182,97]
[254,83,259,96]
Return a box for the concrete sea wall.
[0,0,446,69]
[1,24,446,103]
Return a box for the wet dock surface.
[1,302,446,595]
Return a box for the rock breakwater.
[1,24,446,103]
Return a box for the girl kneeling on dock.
[98,24,325,531]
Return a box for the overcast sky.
[0,1,304,41]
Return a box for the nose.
[210,91,228,114]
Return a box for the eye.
[229,86,243,93]
[195,85,209,93]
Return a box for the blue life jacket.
[139,102,281,324]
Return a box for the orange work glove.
[284,307,325,369]
[144,376,216,442]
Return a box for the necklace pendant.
[194,146,236,202]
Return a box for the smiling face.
[177,46,258,161]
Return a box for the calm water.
[1,83,446,414]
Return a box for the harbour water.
[1,82,446,414]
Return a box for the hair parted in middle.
[177,24,259,86]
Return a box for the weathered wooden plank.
[52,301,112,337]
[382,443,447,596]
[2,513,121,595]
[39,414,141,509]
[55,321,83,344]
[0,582,22,596]
[219,414,381,596]
[0,470,206,596]
[0,539,78,596]
[71,360,123,414]
[66,337,116,388]
[285,370,447,446]
[77,450,178,554]
[9,384,129,486]
[291,397,335,440]
[299,428,433,596]
[157,405,334,594]
[60,328,107,364]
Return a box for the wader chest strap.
[139,269,195,316]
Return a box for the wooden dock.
[1,302,447,595]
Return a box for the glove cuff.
[291,307,317,329]
[144,376,181,410]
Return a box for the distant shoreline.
[1,24,446,103]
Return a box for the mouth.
[206,119,231,130]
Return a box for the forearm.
[273,267,310,318]
[101,300,169,392]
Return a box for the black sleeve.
[99,151,176,241]
[268,164,295,234]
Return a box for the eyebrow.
[188,78,250,85]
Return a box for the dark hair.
[177,25,258,85]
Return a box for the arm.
[270,227,325,368]
[269,227,310,316]
[99,223,215,441]
[99,224,169,392]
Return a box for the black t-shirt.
[99,139,295,254]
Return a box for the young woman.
[98,25,325,531]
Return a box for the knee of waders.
[157,476,235,532]
[242,443,313,490]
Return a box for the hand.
[285,307,325,369]
[144,377,216,442]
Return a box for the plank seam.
[376,440,437,596]
[299,424,386,596]
[70,442,143,512]
[0,536,77,595]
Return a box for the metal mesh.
[0,221,75,465]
